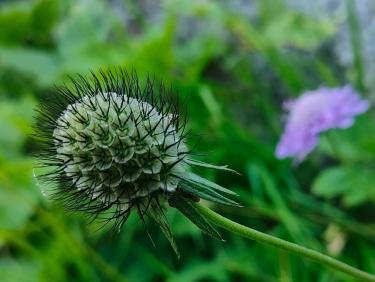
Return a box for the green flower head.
[35,68,238,254]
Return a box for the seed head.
[34,69,238,254]
[53,91,186,209]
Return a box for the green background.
[0,0,374,281]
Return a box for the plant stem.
[195,203,375,282]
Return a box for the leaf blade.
[169,194,223,241]
[185,159,240,175]
[179,182,240,207]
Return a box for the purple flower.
[276,85,369,162]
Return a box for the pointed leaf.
[148,201,180,257]
[169,194,223,241]
[179,182,240,207]
[185,159,240,175]
[177,171,238,196]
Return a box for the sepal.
[169,194,223,241]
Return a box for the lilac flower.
[276,85,369,162]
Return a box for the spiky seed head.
[53,92,186,210]
[35,69,191,226]
[34,68,238,254]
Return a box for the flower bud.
[35,69,238,254]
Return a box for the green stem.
[195,203,375,282]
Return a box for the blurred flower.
[276,85,369,161]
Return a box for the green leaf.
[312,168,349,199]
[169,194,222,241]
[178,182,240,207]
[185,159,239,174]
[173,171,239,205]
[262,12,335,50]
[312,166,375,207]
[147,201,180,258]
[0,47,58,86]
[0,3,32,45]
[0,259,41,282]
[30,0,59,46]
[178,171,238,196]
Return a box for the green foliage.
[0,0,374,281]
[313,165,375,207]
[169,194,222,241]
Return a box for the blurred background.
[0,0,375,281]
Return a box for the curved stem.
[195,203,375,282]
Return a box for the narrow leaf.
[169,194,223,241]
[177,171,238,196]
[148,201,180,257]
[179,182,240,207]
[185,159,240,175]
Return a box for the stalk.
[195,203,375,282]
